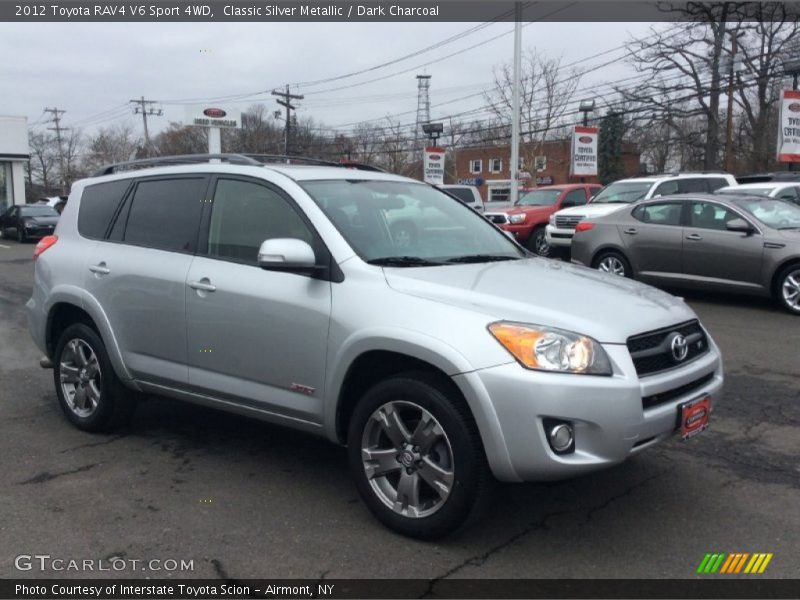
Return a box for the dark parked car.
[0,204,60,242]
[570,193,800,314]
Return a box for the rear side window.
[632,202,683,225]
[677,178,710,193]
[706,178,730,191]
[121,178,207,253]
[77,180,130,240]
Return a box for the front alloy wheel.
[361,401,454,519]
[348,372,490,539]
[527,228,550,257]
[779,267,800,314]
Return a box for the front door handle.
[623,228,637,235]
[685,233,703,241]
[88,263,110,275]
[188,279,216,292]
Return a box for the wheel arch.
[591,245,634,274]
[771,258,800,297]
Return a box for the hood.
[24,215,59,226]
[501,205,554,217]
[554,203,630,218]
[384,258,696,344]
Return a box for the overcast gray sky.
[1,20,659,137]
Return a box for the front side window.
[207,178,313,264]
[121,178,207,252]
[632,202,683,226]
[301,180,523,264]
[470,160,482,174]
[688,201,739,231]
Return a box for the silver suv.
[27,155,723,539]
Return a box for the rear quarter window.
[446,188,475,204]
[77,180,131,240]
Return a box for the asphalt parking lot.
[1,239,798,581]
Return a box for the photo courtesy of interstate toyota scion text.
[27,154,723,539]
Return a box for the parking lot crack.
[58,434,127,453]
[18,463,98,485]
[583,471,665,522]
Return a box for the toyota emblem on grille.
[670,333,689,362]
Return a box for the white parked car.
[438,184,485,212]
[716,182,800,205]
[545,173,737,250]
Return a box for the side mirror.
[726,218,754,234]
[257,238,320,271]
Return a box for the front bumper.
[545,224,575,247]
[454,338,723,482]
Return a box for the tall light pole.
[509,1,522,205]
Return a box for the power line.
[272,85,305,155]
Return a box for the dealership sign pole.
[570,125,599,177]
[184,106,242,155]
[777,89,800,164]
[423,146,446,185]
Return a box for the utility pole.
[130,97,163,157]
[272,85,304,156]
[724,30,742,174]
[45,107,69,195]
[509,1,522,205]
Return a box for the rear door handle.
[623,228,637,235]
[188,279,216,292]
[88,263,110,275]
[685,233,703,241]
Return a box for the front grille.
[627,320,709,377]
[485,213,508,225]
[554,215,584,229]
[642,372,714,410]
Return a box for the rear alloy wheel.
[17,227,26,243]
[594,251,631,278]
[53,323,137,431]
[777,266,800,314]
[348,372,490,539]
[526,227,550,257]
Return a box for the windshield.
[717,187,772,196]
[20,206,59,216]
[517,189,561,207]
[301,180,525,264]
[732,198,800,229]
[591,181,652,204]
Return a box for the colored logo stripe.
[698,553,773,574]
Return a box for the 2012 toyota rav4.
[27,155,723,539]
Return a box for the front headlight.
[488,322,612,375]
[508,214,526,224]
[548,214,556,226]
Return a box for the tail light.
[575,222,595,233]
[33,235,58,260]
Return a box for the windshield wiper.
[445,254,520,264]
[367,256,444,267]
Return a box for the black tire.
[17,227,26,243]
[53,323,136,432]
[592,250,632,278]
[525,226,550,257]
[347,371,491,539]
[775,264,800,315]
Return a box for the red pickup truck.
[484,184,600,256]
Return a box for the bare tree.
[85,124,141,173]
[378,117,411,175]
[28,130,57,193]
[351,122,384,164]
[152,122,208,156]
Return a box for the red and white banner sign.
[423,146,445,185]
[777,89,800,163]
[570,126,598,176]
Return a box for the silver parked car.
[27,155,723,538]
[571,193,800,314]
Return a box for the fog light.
[544,418,575,454]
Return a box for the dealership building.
[0,116,29,212]
[454,139,641,203]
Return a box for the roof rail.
[243,154,386,172]
[92,154,262,177]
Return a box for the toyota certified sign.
[423,146,446,185]
[778,90,800,163]
[185,105,242,129]
[570,126,599,177]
